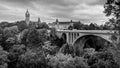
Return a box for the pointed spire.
[70,20,73,22]
[26,9,30,17]
[26,9,28,12]
[56,19,58,23]
[56,19,59,29]
[26,9,28,14]
[38,17,41,23]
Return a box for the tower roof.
[25,9,30,16]
[26,9,29,13]
[38,17,41,23]
[56,19,58,22]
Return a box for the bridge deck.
[57,30,115,34]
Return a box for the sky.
[0,0,109,25]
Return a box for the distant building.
[49,19,80,30]
[25,10,40,28]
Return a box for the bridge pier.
[72,33,74,42]
[66,32,79,45]
[70,32,72,45]
[66,33,69,44]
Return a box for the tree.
[0,27,3,45]
[47,53,88,68]
[20,29,29,45]
[59,43,74,55]
[86,51,119,68]
[73,22,83,30]
[27,28,40,45]
[68,25,73,30]
[0,46,9,68]
[8,44,26,68]
[3,26,19,39]
[89,23,96,30]
[104,0,120,65]
[37,22,49,29]
[21,28,48,48]
[1,26,19,50]
[88,23,100,30]
[49,28,65,47]
[0,21,16,29]
[37,29,48,42]
[17,49,47,68]
[104,0,120,30]
[0,22,9,28]
[16,21,27,32]
[49,28,57,42]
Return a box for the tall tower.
[25,10,30,26]
[56,19,59,29]
[36,17,41,28]
[38,17,41,24]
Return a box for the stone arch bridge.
[56,30,119,47]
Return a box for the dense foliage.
[0,20,119,68]
[0,46,9,68]
[104,0,120,65]
[46,53,88,68]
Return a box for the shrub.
[0,46,9,68]
[59,43,74,55]
[17,49,48,68]
[42,43,59,55]
[87,51,119,68]
[21,28,48,47]
[8,44,26,68]
[47,53,88,68]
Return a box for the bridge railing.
[57,30,116,34]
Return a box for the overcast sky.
[0,0,109,25]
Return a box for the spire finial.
[70,20,72,22]
[26,9,30,17]
[56,19,58,22]
[26,9,29,13]
[38,17,41,23]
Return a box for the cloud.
[0,0,108,24]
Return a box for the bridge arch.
[73,34,112,46]
[73,34,113,56]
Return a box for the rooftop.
[53,21,81,24]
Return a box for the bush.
[17,49,48,68]
[86,51,119,68]
[21,28,48,47]
[59,43,74,55]
[0,27,3,45]
[0,46,9,68]
[27,28,41,45]
[3,26,19,39]
[8,44,26,68]
[42,42,59,55]
[47,53,88,68]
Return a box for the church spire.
[25,9,30,17]
[38,17,41,23]
[56,19,59,23]
[25,9,30,26]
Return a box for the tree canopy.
[104,0,120,30]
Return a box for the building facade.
[49,19,80,30]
